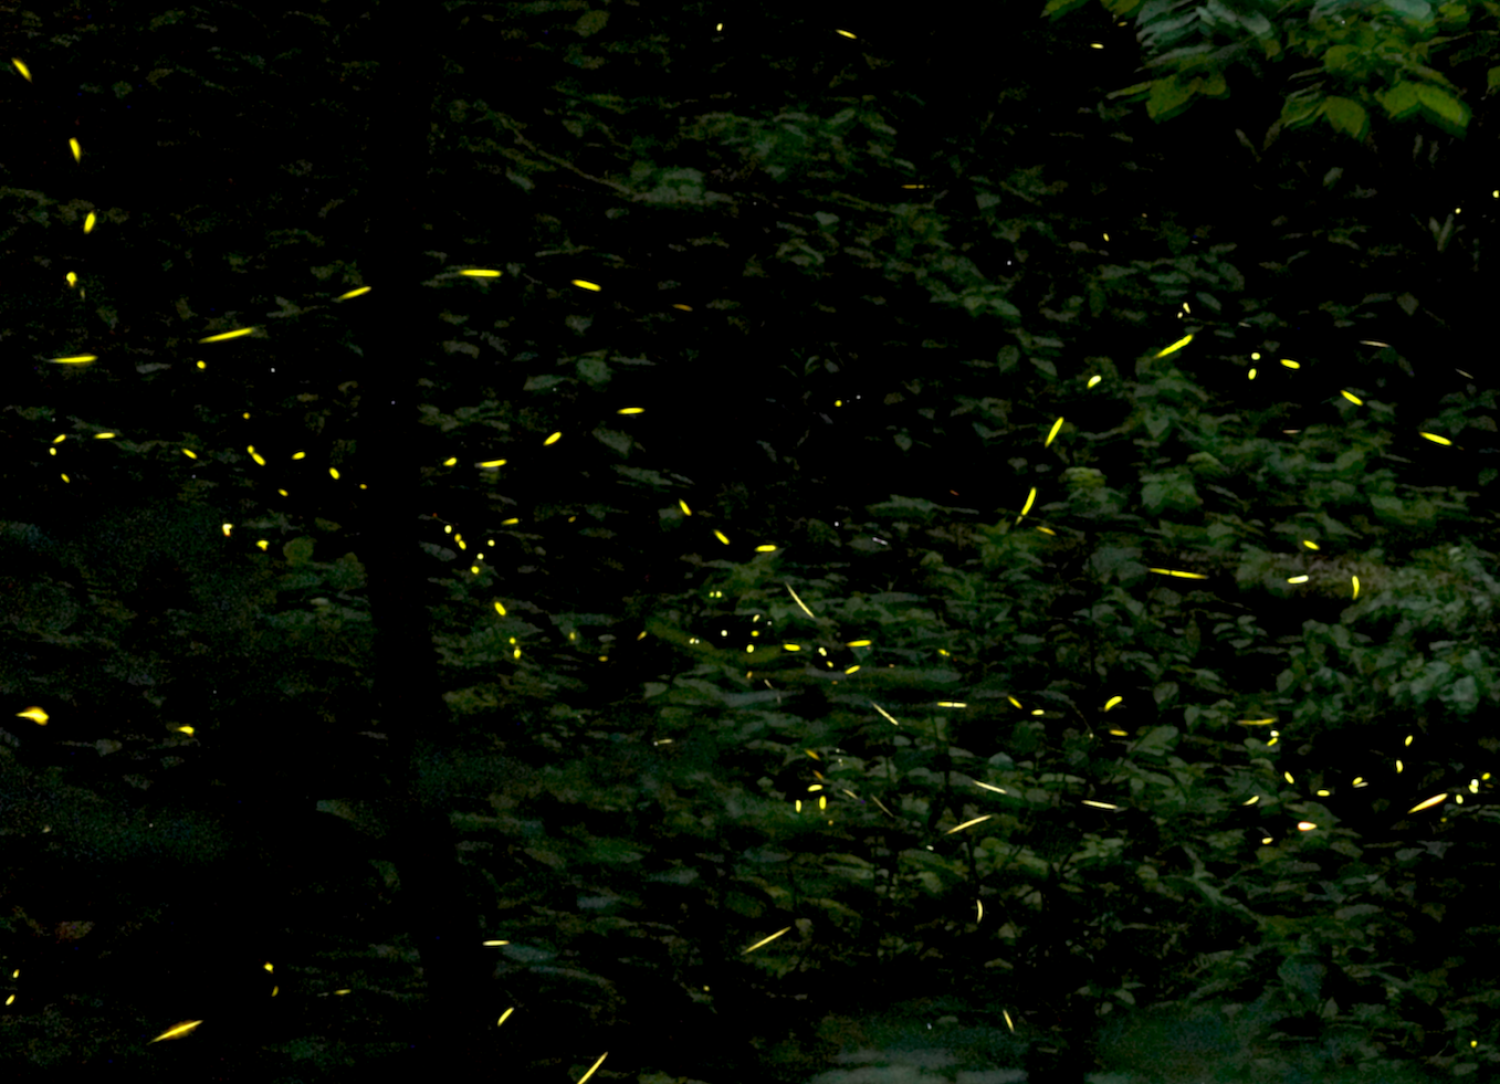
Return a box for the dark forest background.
[2,0,1499,1081]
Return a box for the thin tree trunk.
[346,3,498,1074]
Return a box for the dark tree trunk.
[345,2,501,1075]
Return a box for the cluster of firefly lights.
[9,46,1496,1064]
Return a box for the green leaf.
[1139,469,1202,515]
[284,536,315,565]
[1090,544,1147,585]
[1380,0,1434,24]
[1414,81,1469,128]
[1134,726,1180,759]
[1041,0,1095,20]
[573,8,609,37]
[1146,75,1197,119]
[1321,95,1369,140]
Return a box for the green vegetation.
[1,1,1497,1082]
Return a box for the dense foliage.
[2,1,1498,1082]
